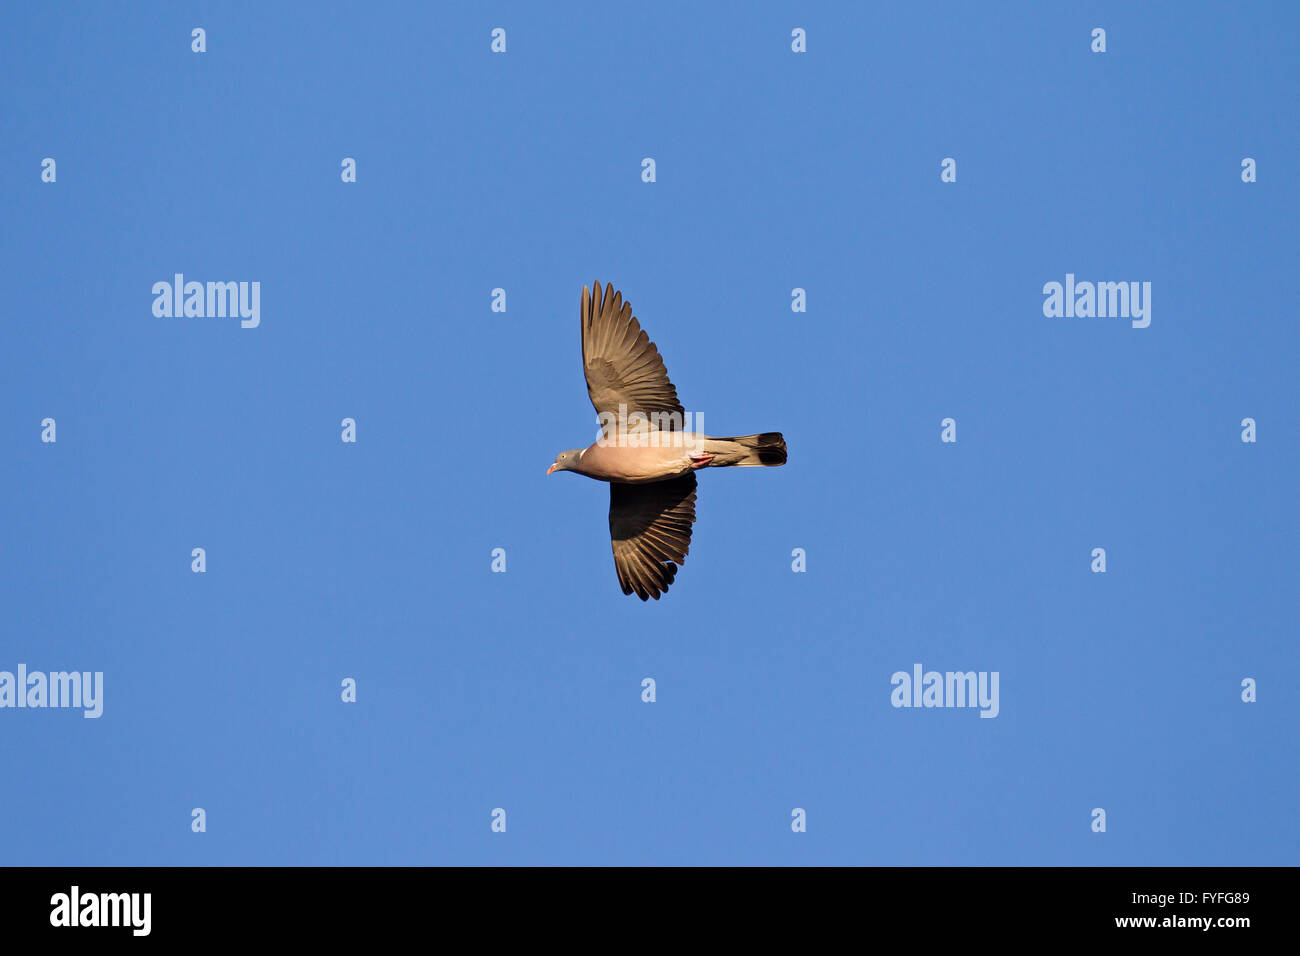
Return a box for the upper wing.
[581,281,685,432]
[608,474,697,600]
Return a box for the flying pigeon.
[548,281,787,600]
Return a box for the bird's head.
[547,449,585,475]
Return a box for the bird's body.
[566,433,785,484]
[568,437,701,483]
[549,281,787,600]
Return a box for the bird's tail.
[703,432,787,467]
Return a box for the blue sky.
[1,1,1296,865]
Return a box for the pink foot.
[689,453,714,469]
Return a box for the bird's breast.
[578,436,702,483]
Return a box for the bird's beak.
[546,463,556,475]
